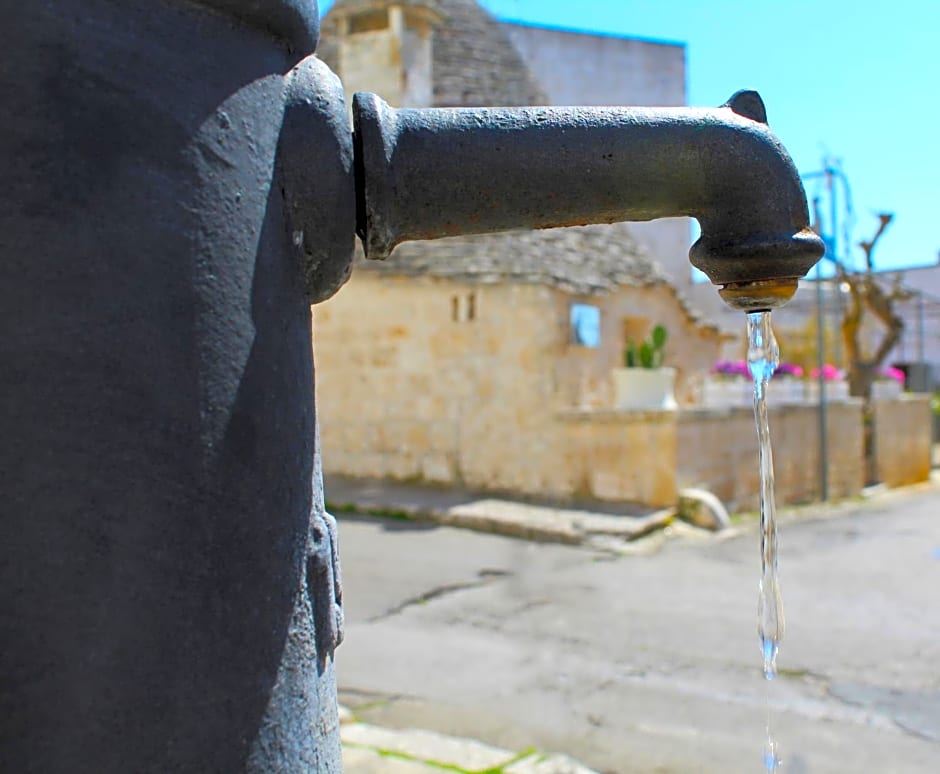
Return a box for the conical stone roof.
[351,226,716,328]
[353,223,660,295]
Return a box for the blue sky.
[319,0,939,273]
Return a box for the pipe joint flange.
[278,56,357,304]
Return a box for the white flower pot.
[805,381,849,402]
[872,380,902,400]
[612,367,677,410]
[702,377,750,408]
[768,379,804,404]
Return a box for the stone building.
[314,224,724,506]
[312,0,728,507]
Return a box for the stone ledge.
[324,474,675,546]
[678,399,865,420]
[442,499,673,544]
[555,407,677,423]
[340,719,599,774]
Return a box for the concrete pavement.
[332,476,940,773]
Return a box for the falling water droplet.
[762,680,782,772]
[746,310,785,681]
[763,730,782,772]
[292,229,304,247]
[748,309,786,770]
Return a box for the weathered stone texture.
[872,395,933,487]
[355,223,658,291]
[338,30,405,103]
[314,272,721,506]
[316,274,927,510]
[320,0,546,108]
[677,401,866,510]
[557,409,678,507]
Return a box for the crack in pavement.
[827,682,940,743]
[369,570,511,622]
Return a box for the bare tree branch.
[839,213,902,400]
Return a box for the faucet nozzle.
[353,90,825,310]
[718,278,800,312]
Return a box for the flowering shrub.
[773,363,804,379]
[711,360,803,379]
[810,364,843,381]
[877,366,905,384]
[711,360,750,378]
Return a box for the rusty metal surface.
[353,89,824,294]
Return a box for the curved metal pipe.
[353,90,824,310]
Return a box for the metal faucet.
[352,90,824,311]
[296,57,824,310]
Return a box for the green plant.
[624,324,667,368]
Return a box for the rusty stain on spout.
[718,278,800,312]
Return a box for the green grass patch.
[343,743,539,773]
[327,501,415,522]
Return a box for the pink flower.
[712,360,749,378]
[810,364,842,381]
[878,366,905,384]
[774,362,804,379]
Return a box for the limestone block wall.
[314,273,724,506]
[314,274,568,495]
[871,395,933,487]
[339,30,405,107]
[315,275,453,484]
[677,402,866,511]
[315,270,922,510]
[555,409,677,507]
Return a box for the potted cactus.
[612,324,677,410]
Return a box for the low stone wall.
[871,395,933,487]
[677,401,866,511]
[554,409,677,507]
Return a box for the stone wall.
[338,28,406,107]
[871,395,933,487]
[556,409,677,507]
[315,275,563,494]
[677,401,866,511]
[314,272,719,505]
[316,274,931,510]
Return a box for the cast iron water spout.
[353,90,825,311]
[1,0,823,770]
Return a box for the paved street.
[333,486,940,773]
